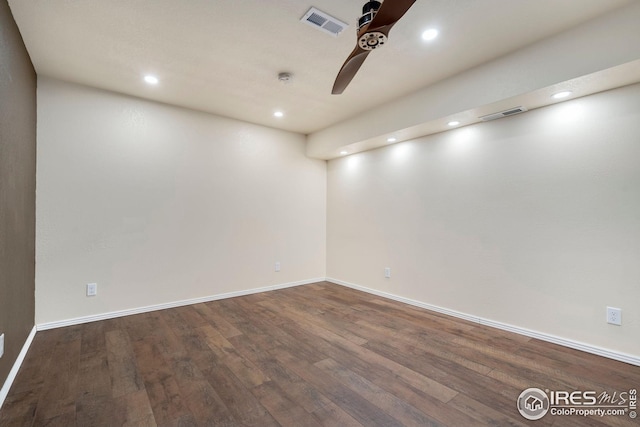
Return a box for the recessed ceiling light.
[144,75,159,85]
[340,151,348,155]
[422,28,439,41]
[387,137,397,143]
[448,121,460,126]
[552,91,572,99]
[273,111,284,118]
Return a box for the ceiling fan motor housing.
[358,0,382,30]
[358,31,387,50]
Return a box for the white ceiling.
[8,0,634,137]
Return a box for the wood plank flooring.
[1,282,638,426]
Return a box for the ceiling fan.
[332,0,417,95]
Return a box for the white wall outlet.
[384,267,391,278]
[87,282,97,296]
[606,307,621,325]
[275,262,281,272]
[0,333,4,358]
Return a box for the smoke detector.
[278,72,293,84]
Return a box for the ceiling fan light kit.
[332,0,418,95]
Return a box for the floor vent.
[301,7,349,37]
[480,106,528,121]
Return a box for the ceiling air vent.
[301,7,349,37]
[479,106,528,122]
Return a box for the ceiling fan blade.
[368,0,417,30]
[331,0,417,94]
[332,46,371,95]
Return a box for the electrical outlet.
[87,283,97,296]
[0,333,4,358]
[606,307,621,325]
[384,267,391,278]
[275,262,281,272]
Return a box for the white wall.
[327,83,640,357]
[35,77,640,360]
[36,77,326,325]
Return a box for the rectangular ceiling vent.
[301,7,349,37]
[479,106,528,122]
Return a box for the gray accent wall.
[0,0,36,386]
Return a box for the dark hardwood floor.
[1,282,638,426]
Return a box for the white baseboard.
[32,276,640,367]
[327,277,640,367]
[0,325,37,411]
[37,278,324,331]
